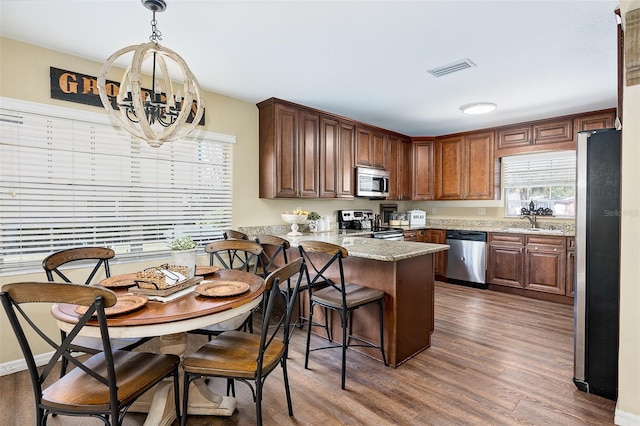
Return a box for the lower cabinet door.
[487,245,524,288]
[524,248,566,294]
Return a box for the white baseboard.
[1,352,56,376]
[615,406,640,426]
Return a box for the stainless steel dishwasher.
[445,230,487,288]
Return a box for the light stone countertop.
[399,224,574,237]
[268,233,449,262]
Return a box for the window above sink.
[502,151,576,219]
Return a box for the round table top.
[52,269,265,339]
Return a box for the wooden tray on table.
[129,276,203,297]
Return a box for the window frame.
[501,150,576,219]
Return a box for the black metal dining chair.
[42,246,150,376]
[1,281,181,426]
[181,257,306,426]
[299,240,387,390]
[255,234,309,329]
[188,239,265,338]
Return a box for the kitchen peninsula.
[243,230,449,367]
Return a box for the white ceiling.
[0,0,620,136]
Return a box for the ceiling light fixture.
[98,0,205,147]
[460,102,497,115]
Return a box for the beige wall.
[617,2,640,423]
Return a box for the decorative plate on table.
[195,265,221,276]
[75,294,148,317]
[99,273,138,289]
[195,280,250,298]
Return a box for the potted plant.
[307,211,321,232]
[169,236,197,278]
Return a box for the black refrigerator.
[573,128,620,401]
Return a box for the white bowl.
[281,214,308,224]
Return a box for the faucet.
[520,214,538,228]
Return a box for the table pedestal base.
[129,333,238,425]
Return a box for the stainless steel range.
[338,209,404,241]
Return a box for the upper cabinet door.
[355,126,387,168]
[497,125,531,150]
[435,132,495,200]
[298,111,320,198]
[272,103,299,198]
[573,110,616,133]
[372,131,387,169]
[355,126,373,167]
[465,132,495,200]
[412,139,435,200]
[319,116,339,198]
[435,135,464,200]
[338,121,356,198]
[258,99,318,198]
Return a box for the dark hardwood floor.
[0,281,616,425]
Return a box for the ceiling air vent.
[427,58,476,78]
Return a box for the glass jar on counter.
[399,211,409,226]
[388,212,400,226]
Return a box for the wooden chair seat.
[311,283,384,310]
[43,350,179,410]
[182,330,285,379]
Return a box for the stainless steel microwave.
[356,166,390,198]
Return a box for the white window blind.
[0,99,234,275]
[502,150,576,217]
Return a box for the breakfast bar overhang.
[280,235,450,367]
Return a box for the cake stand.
[281,214,308,236]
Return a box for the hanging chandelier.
[98,0,205,147]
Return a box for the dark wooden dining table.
[51,268,265,426]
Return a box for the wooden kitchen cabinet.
[488,232,572,303]
[497,118,574,155]
[524,235,566,295]
[356,126,386,168]
[573,109,616,133]
[258,100,319,198]
[496,108,616,157]
[319,116,340,198]
[403,230,418,242]
[411,138,435,200]
[259,98,359,199]
[426,229,446,278]
[566,237,576,297]
[318,115,357,198]
[487,233,525,288]
[337,120,356,198]
[387,136,412,200]
[435,131,495,200]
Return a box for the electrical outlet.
[478,208,486,215]
[431,207,437,214]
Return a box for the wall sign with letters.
[49,67,205,125]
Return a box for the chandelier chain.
[149,11,162,43]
